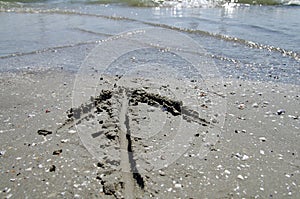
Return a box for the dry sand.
[0,68,299,198]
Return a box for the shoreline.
[0,68,299,198]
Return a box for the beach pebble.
[37,129,52,136]
[49,165,56,172]
[285,174,291,178]
[237,175,244,180]
[0,150,6,156]
[68,130,76,134]
[3,187,11,193]
[174,184,182,188]
[242,154,249,161]
[28,114,36,118]
[263,101,269,105]
[217,165,223,169]
[61,139,70,143]
[159,171,166,176]
[238,104,246,110]
[288,115,298,120]
[277,109,285,115]
[235,153,242,158]
[259,137,267,142]
[53,149,62,156]
[224,170,231,174]
[237,116,246,120]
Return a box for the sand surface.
[0,68,299,198]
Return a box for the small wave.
[143,22,300,61]
[0,40,100,59]
[282,0,300,5]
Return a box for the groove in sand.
[119,89,135,199]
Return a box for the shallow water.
[0,0,299,84]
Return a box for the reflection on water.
[221,2,240,18]
[0,0,299,84]
[152,6,184,18]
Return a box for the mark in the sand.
[125,110,145,189]
[66,28,226,197]
[56,86,214,196]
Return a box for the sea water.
[0,0,299,84]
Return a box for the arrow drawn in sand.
[61,28,227,197]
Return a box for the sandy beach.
[1,0,300,198]
[0,68,299,198]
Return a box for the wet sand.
[0,68,299,198]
